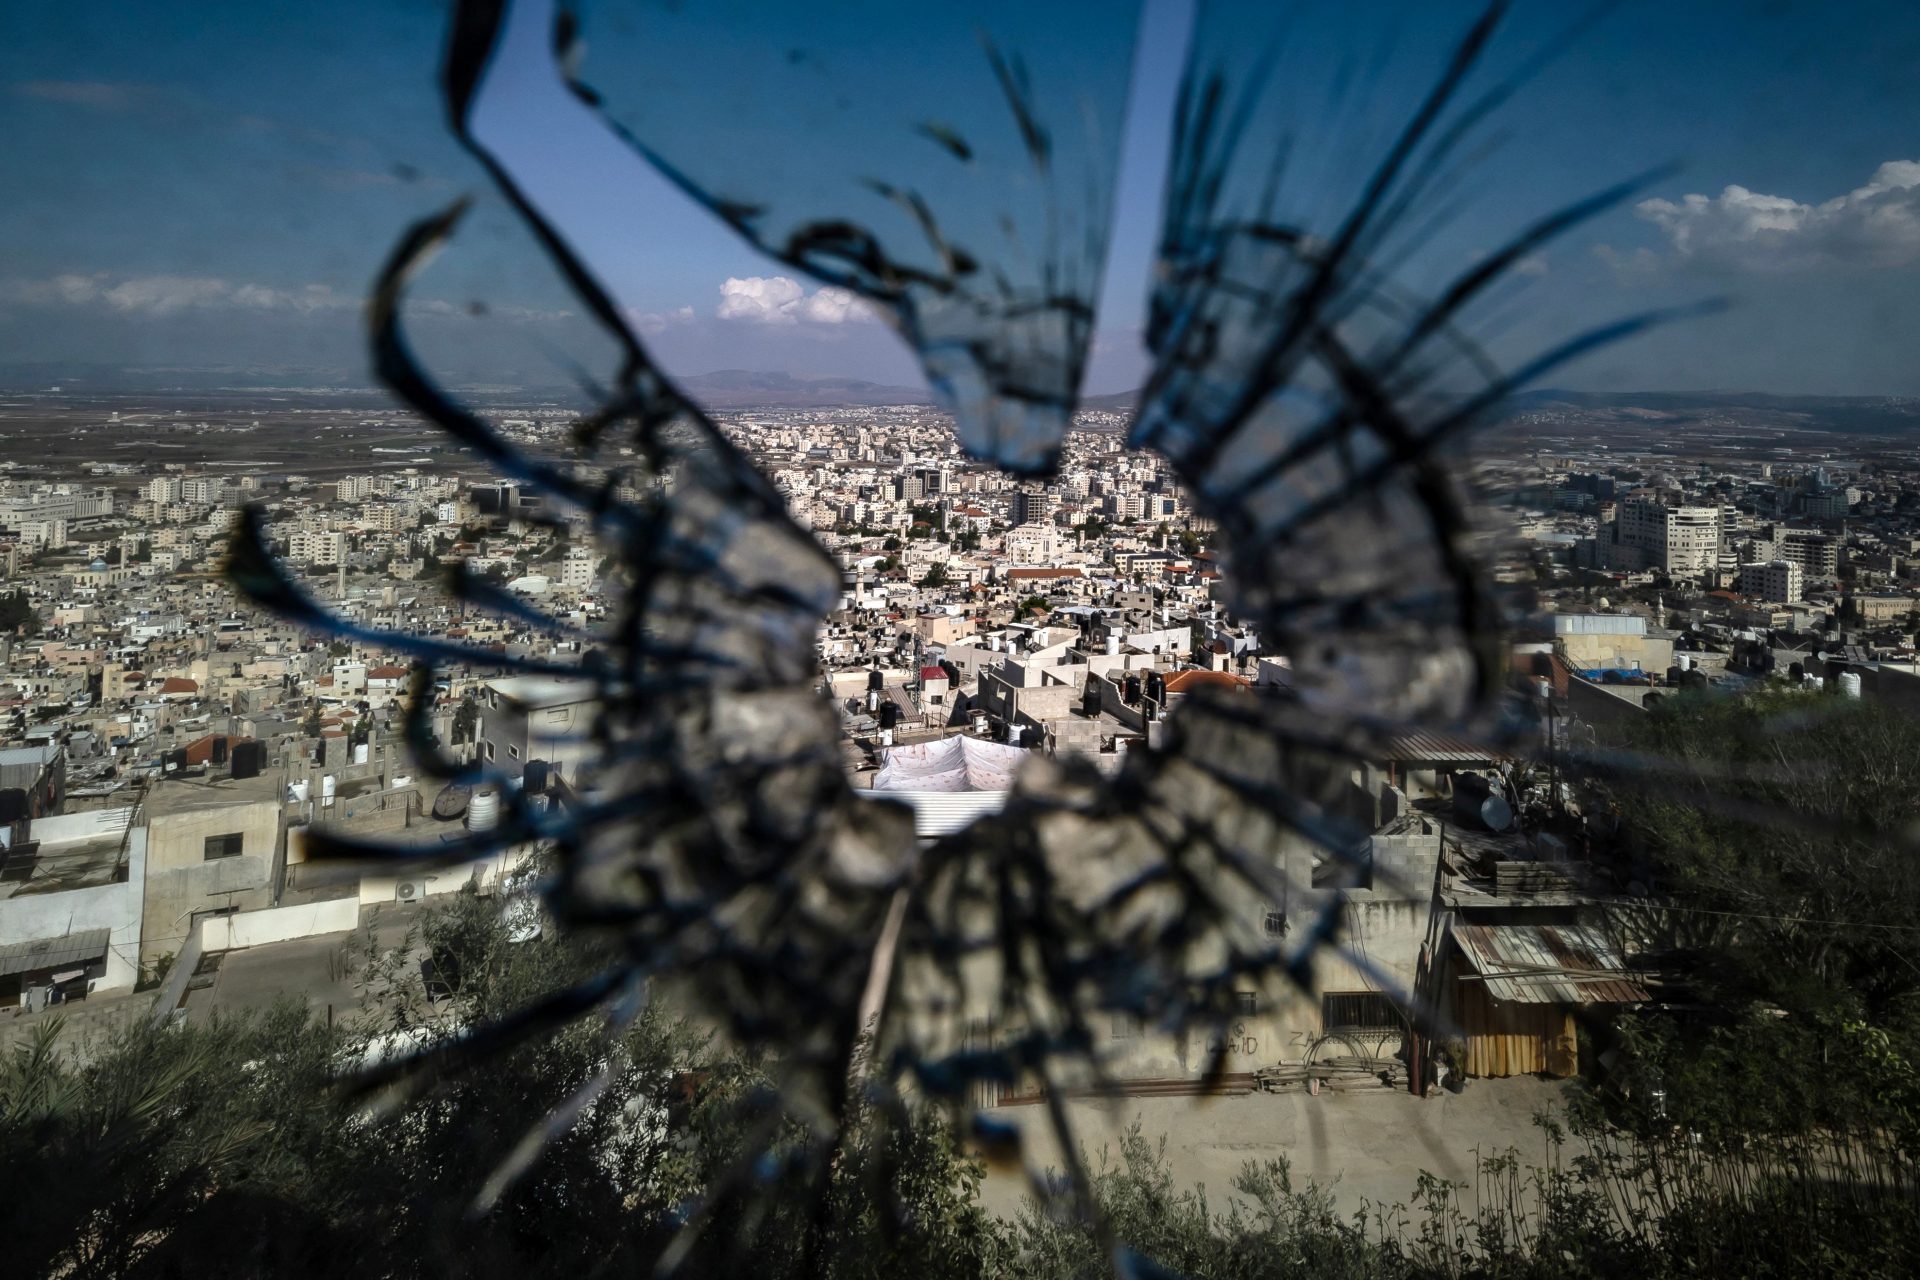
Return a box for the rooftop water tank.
[1452,772,1513,833]
[467,787,500,832]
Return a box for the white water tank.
[880,728,893,748]
[467,787,501,832]
[353,741,370,765]
[1839,671,1863,699]
[1106,635,1120,656]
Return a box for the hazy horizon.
[5,1,1920,400]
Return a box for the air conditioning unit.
[394,879,425,903]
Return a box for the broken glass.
[547,0,1140,473]
[220,0,1694,1266]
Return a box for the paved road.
[180,900,428,1028]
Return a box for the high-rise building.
[1738,560,1803,603]
[1606,500,1721,575]
[1009,487,1053,527]
[180,476,225,505]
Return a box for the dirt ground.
[980,1075,1578,1220]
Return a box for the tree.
[0,590,39,636]
[1019,596,1050,616]
[1602,691,1920,1015]
[451,695,479,745]
[1584,690,1920,1174]
[919,562,949,588]
[0,883,1001,1279]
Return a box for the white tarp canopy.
[873,736,1026,793]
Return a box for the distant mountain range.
[5,363,1913,435]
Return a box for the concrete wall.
[1565,675,1649,738]
[203,896,358,950]
[1558,629,1674,676]
[0,829,145,995]
[26,805,136,846]
[950,790,1443,1087]
[357,849,517,907]
[141,798,279,962]
[977,666,1082,734]
[478,697,598,782]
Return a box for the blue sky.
[3,0,1918,395]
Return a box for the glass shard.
[543,0,1143,472]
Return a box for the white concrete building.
[1738,559,1804,603]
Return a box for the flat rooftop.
[142,769,286,817]
[0,831,126,898]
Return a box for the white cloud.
[630,304,696,336]
[101,276,237,314]
[0,274,569,323]
[1634,160,1920,270]
[715,275,874,325]
[0,273,356,317]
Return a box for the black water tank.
[877,701,901,730]
[230,741,264,779]
[523,759,550,794]
[1452,772,1513,832]
[211,736,229,765]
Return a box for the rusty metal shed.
[1447,922,1648,1078]
[1451,922,1649,1005]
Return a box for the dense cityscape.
[4,377,1919,1269]
[4,383,1918,1044]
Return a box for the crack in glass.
[222,0,1687,1267]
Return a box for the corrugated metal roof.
[1380,732,1506,763]
[1451,922,1648,1005]
[856,789,1009,838]
[0,927,111,978]
[1552,613,1648,636]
